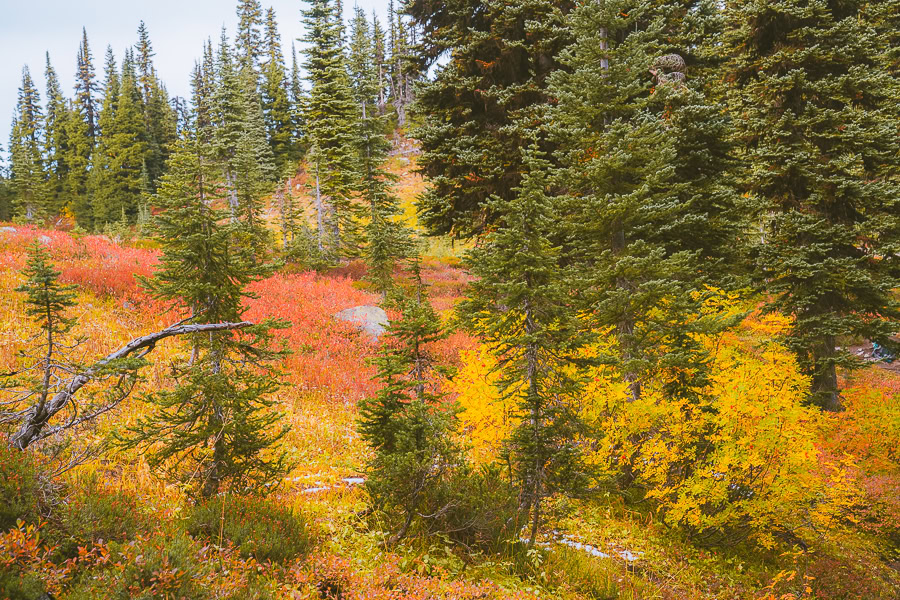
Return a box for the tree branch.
[9,321,253,450]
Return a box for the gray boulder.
[0,226,16,234]
[334,305,389,340]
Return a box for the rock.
[38,235,52,245]
[334,305,389,340]
[0,226,15,234]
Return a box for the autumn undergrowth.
[2,214,900,599]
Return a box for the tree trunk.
[813,335,843,412]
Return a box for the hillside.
[1,155,899,599]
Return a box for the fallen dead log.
[9,320,253,450]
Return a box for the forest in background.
[1,0,900,598]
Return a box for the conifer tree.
[0,150,11,221]
[134,22,177,185]
[546,0,740,406]
[302,0,362,256]
[90,50,149,226]
[349,6,409,293]
[235,0,265,77]
[358,259,459,545]
[288,43,306,152]
[372,12,388,115]
[43,53,70,215]
[68,29,99,227]
[10,242,80,436]
[121,130,290,497]
[408,0,575,238]
[726,0,900,411]
[74,28,99,144]
[460,142,588,546]
[9,66,46,220]
[192,40,217,146]
[261,7,295,172]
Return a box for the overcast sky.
[0,0,389,157]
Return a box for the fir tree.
[288,43,306,153]
[0,149,11,221]
[349,6,410,293]
[460,142,588,546]
[134,22,177,185]
[90,50,149,226]
[547,0,740,406]
[371,12,388,115]
[261,7,295,172]
[358,259,459,545]
[74,27,99,144]
[302,0,362,256]
[235,0,265,76]
[68,29,99,227]
[121,130,290,497]
[726,0,900,411]
[408,0,575,238]
[43,53,70,215]
[9,242,80,442]
[9,66,46,220]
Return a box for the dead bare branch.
[8,320,253,450]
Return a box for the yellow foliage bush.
[451,292,855,547]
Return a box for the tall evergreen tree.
[90,50,149,226]
[408,0,575,238]
[288,42,306,152]
[121,130,290,497]
[350,6,409,292]
[261,7,295,171]
[0,148,12,221]
[726,0,900,411]
[74,27,99,144]
[9,66,46,220]
[68,29,99,227]
[302,0,362,256]
[43,53,70,215]
[235,0,265,76]
[212,29,275,249]
[371,12,388,115]
[134,21,177,185]
[358,260,459,545]
[460,142,588,546]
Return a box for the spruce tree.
[408,0,575,238]
[0,150,12,221]
[302,0,362,257]
[288,43,306,154]
[212,28,276,239]
[68,29,99,227]
[358,259,459,545]
[236,0,265,77]
[350,6,409,293]
[726,0,900,410]
[10,242,80,437]
[43,53,70,216]
[261,7,295,172]
[90,50,149,226]
[74,28,99,144]
[121,129,290,497]
[460,142,588,547]
[547,0,740,406]
[372,12,388,115]
[9,66,46,221]
[134,22,177,185]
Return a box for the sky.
[0,0,389,156]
